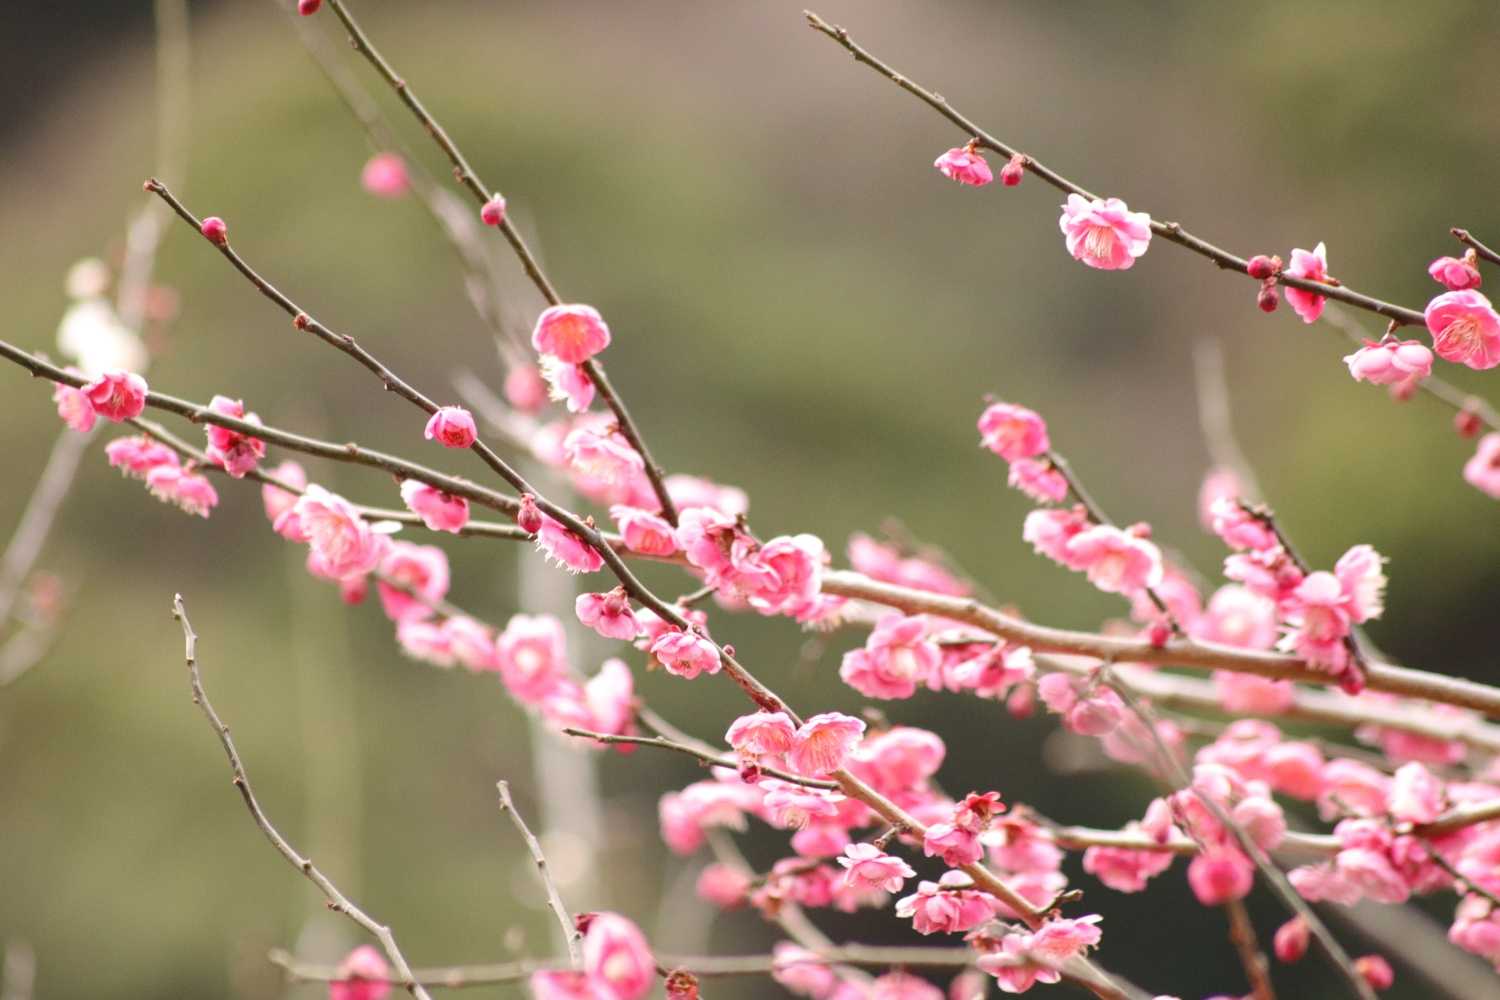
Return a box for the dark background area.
[2,2,1499,998]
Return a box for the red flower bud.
[297,0,322,14]
[480,194,507,227]
[200,216,228,245]
[1246,254,1281,280]
[516,494,543,535]
[1273,917,1308,964]
[1455,406,1483,438]
[1354,955,1393,991]
[999,153,1025,187]
[1256,278,1280,313]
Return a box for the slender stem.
[804,12,1425,328]
[1224,898,1277,1000]
[496,781,582,967]
[318,0,678,524]
[173,596,434,1000]
[1452,228,1500,268]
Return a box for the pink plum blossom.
[495,614,569,703]
[1027,915,1103,967]
[761,779,843,829]
[582,912,654,1000]
[771,942,837,998]
[788,713,866,776]
[503,363,548,413]
[742,534,825,617]
[1197,466,1242,531]
[933,146,993,187]
[376,542,450,623]
[564,426,645,484]
[360,152,409,197]
[1449,896,1500,968]
[575,588,641,641]
[976,933,1061,992]
[838,843,916,893]
[399,479,470,533]
[895,872,998,934]
[293,486,387,580]
[1387,762,1445,825]
[1022,506,1091,569]
[423,406,477,448]
[528,971,599,1000]
[539,356,596,413]
[977,402,1050,461]
[260,459,306,524]
[81,369,147,421]
[648,627,721,679]
[533,304,611,364]
[1186,848,1254,905]
[840,614,941,700]
[726,711,796,758]
[536,514,604,573]
[1284,242,1330,323]
[610,505,678,556]
[1058,194,1152,270]
[1063,524,1163,596]
[696,863,751,908]
[849,726,946,795]
[204,395,266,478]
[144,464,219,517]
[1430,254,1482,290]
[1425,289,1500,370]
[53,381,95,431]
[1463,433,1500,499]
[1082,842,1174,892]
[1007,457,1068,503]
[1343,339,1434,386]
[441,615,496,672]
[106,436,178,480]
[330,945,391,1000]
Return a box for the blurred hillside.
[1,2,1498,998]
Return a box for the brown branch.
[1225,898,1277,1000]
[559,728,840,791]
[319,0,678,524]
[1452,228,1500,268]
[496,781,582,967]
[804,12,1425,329]
[173,595,434,1000]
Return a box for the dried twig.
[496,781,583,968]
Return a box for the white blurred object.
[56,298,148,377]
[64,257,111,300]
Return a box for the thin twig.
[173,595,434,1000]
[1452,228,1500,268]
[804,12,1424,328]
[319,0,678,524]
[496,781,582,967]
[559,728,840,791]
[1192,339,1264,501]
[1224,898,1277,1000]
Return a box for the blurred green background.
[2,2,1499,998]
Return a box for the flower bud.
[480,194,507,227]
[516,493,543,535]
[1456,405,1483,438]
[297,0,322,14]
[1246,254,1281,280]
[1273,916,1308,963]
[1354,954,1393,991]
[1257,278,1280,313]
[200,216,228,245]
[999,153,1025,187]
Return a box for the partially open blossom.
[1186,848,1254,905]
[761,779,843,829]
[1429,254,1481,290]
[649,627,721,679]
[788,713,866,776]
[1027,915,1103,968]
[330,945,390,1000]
[895,872,997,934]
[1058,194,1152,270]
[610,505,677,556]
[536,514,604,573]
[376,542,450,623]
[1425,289,1500,370]
[742,534,825,618]
[423,406,477,448]
[53,380,95,431]
[533,304,611,364]
[1284,242,1330,323]
[1023,506,1091,569]
[145,464,219,517]
[540,356,596,413]
[840,614,940,700]
[1007,457,1068,503]
[977,933,1062,993]
[260,459,306,523]
[107,436,178,481]
[399,479,469,533]
[575,588,641,641]
[564,426,646,484]
[480,193,507,226]
[293,486,387,580]
[999,153,1025,187]
[81,369,147,422]
[582,912,654,1000]
[360,152,409,198]
[1063,524,1163,596]
[838,843,915,893]
[1344,339,1434,386]
[205,395,267,478]
[978,402,1049,461]
[726,711,796,758]
[1463,433,1500,498]
[933,146,993,187]
[1081,841,1174,892]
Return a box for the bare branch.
[496,781,583,968]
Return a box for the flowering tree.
[6,4,1500,1000]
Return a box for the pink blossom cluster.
[103,435,219,517]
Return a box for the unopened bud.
[999,153,1025,187]
[1455,405,1483,438]
[1256,278,1280,313]
[1354,955,1393,991]
[297,0,322,14]
[1273,916,1308,963]
[516,494,543,535]
[480,194,507,227]
[200,216,228,245]
[1246,254,1281,280]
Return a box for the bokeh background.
[3,2,1500,998]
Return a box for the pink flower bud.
[200,216,227,244]
[1456,407,1483,438]
[934,145,994,187]
[1257,279,1280,313]
[480,194,507,226]
[360,153,409,198]
[999,153,1025,187]
[330,945,389,1000]
[1354,955,1393,991]
[1273,917,1308,963]
[423,406,477,448]
[516,494,543,535]
[297,0,322,14]
[1246,254,1281,280]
